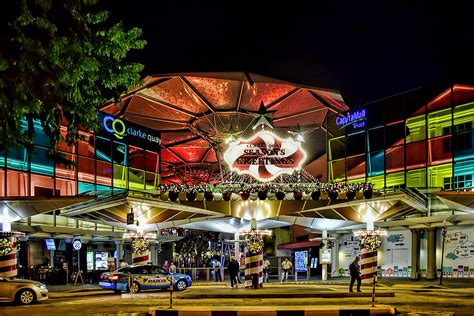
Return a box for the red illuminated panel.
[312,90,349,111]
[386,146,405,173]
[124,116,188,131]
[453,85,474,105]
[170,147,209,163]
[273,108,328,127]
[203,149,217,163]
[161,148,184,164]
[272,90,325,119]
[428,136,452,166]
[186,76,241,110]
[161,131,200,146]
[126,96,193,122]
[240,82,295,111]
[406,141,427,170]
[145,77,208,114]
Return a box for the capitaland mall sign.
[223,130,307,182]
[98,112,161,146]
[336,109,367,129]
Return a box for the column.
[410,229,420,280]
[115,241,123,267]
[321,230,328,281]
[149,243,156,265]
[234,232,240,260]
[331,235,339,277]
[425,228,437,280]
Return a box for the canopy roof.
[100,72,348,183]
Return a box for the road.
[1,284,473,315]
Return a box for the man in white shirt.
[281,257,293,282]
[213,258,222,282]
[263,257,270,282]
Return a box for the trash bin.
[252,273,259,289]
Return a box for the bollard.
[371,273,376,307]
[168,276,173,309]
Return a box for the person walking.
[228,256,240,288]
[263,257,270,283]
[119,259,129,268]
[349,256,362,292]
[213,258,222,282]
[281,257,293,282]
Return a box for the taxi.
[99,264,192,293]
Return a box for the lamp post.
[439,221,447,286]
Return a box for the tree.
[0,0,146,163]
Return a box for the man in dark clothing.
[349,256,361,292]
[228,256,240,288]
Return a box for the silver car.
[0,277,48,305]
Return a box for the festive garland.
[131,237,150,255]
[359,233,383,252]
[0,238,13,256]
[245,235,264,254]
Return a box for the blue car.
[99,264,192,293]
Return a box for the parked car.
[99,264,192,293]
[0,277,48,305]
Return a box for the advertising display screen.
[87,252,94,271]
[45,239,56,251]
[311,257,318,268]
[295,250,308,272]
[95,252,109,270]
[320,248,332,264]
[58,239,66,251]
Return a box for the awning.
[277,240,321,250]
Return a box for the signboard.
[58,239,66,251]
[336,109,366,129]
[223,130,307,181]
[45,239,56,251]
[86,252,94,271]
[311,257,318,268]
[295,251,308,272]
[73,240,82,251]
[98,112,161,147]
[95,252,109,269]
[320,248,332,264]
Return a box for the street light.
[439,220,447,286]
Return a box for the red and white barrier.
[132,251,150,265]
[360,248,377,283]
[0,236,18,278]
[244,250,263,288]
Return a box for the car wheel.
[129,281,141,294]
[176,279,187,291]
[16,289,36,305]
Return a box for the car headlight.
[34,283,47,290]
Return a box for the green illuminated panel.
[428,164,452,188]
[454,102,474,130]
[113,165,128,189]
[329,136,345,161]
[367,175,384,190]
[328,159,345,182]
[129,168,145,190]
[347,178,365,184]
[386,172,405,188]
[428,108,452,138]
[407,168,427,188]
[145,172,160,190]
[406,115,426,143]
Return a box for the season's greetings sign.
[223,131,307,181]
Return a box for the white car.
[0,277,48,305]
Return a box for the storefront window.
[385,146,404,173]
[7,170,28,196]
[96,160,112,186]
[385,172,405,188]
[346,132,365,157]
[328,136,345,161]
[428,135,452,166]
[31,174,55,196]
[406,141,427,170]
[453,102,474,133]
[78,156,95,183]
[346,154,365,180]
[78,181,95,193]
[406,115,426,143]
[428,108,452,139]
[56,178,77,196]
[31,146,54,176]
[7,148,28,171]
[428,164,452,189]
[367,126,384,152]
[453,130,474,161]
[328,159,345,182]
[407,168,427,188]
[367,151,384,176]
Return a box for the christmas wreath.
[132,237,149,255]
[360,234,382,252]
[0,238,13,256]
[246,235,263,254]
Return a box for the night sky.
[107,1,474,107]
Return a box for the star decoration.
[248,101,276,130]
[221,124,243,144]
[287,124,305,142]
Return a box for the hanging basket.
[294,191,303,200]
[276,191,285,200]
[169,191,179,202]
[160,191,169,201]
[320,191,329,200]
[213,192,223,201]
[311,190,321,200]
[196,192,205,201]
[231,193,240,201]
[346,190,356,200]
[204,192,214,202]
[223,192,232,201]
[329,191,338,201]
[338,191,347,200]
[303,191,312,200]
[240,192,250,200]
[178,191,187,201]
[267,192,276,200]
[363,189,373,199]
[258,190,267,200]
[285,192,294,200]
[250,192,258,201]
[356,190,364,199]
[186,192,197,202]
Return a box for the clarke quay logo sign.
[223,130,307,182]
[102,115,161,145]
[336,109,367,129]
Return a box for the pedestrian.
[228,256,240,288]
[162,260,170,271]
[119,259,129,268]
[263,257,270,282]
[349,256,362,292]
[212,258,222,282]
[281,257,293,282]
[169,262,177,274]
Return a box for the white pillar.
[322,230,328,281]
[331,235,339,277]
[149,243,156,265]
[115,241,123,267]
[234,232,240,260]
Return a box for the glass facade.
[327,84,474,190]
[0,113,161,197]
